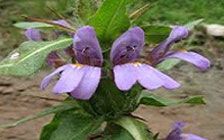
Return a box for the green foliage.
[0,38,72,76]
[14,21,75,32]
[157,59,181,71]
[129,3,151,22]
[137,0,224,25]
[89,78,141,119]
[114,116,153,140]
[14,22,53,29]
[71,0,100,22]
[184,96,206,104]
[138,90,206,107]
[141,25,171,44]
[103,123,134,140]
[88,0,133,44]
[185,19,204,30]
[40,109,104,140]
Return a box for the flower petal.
[40,64,69,90]
[53,20,72,28]
[73,26,103,66]
[181,133,207,140]
[152,67,181,89]
[173,121,185,130]
[25,28,42,41]
[110,27,145,65]
[113,64,137,91]
[166,122,185,140]
[47,52,65,68]
[64,46,76,57]
[169,26,189,42]
[165,51,210,71]
[166,122,207,140]
[137,64,180,90]
[71,66,101,100]
[53,65,85,94]
[137,64,165,90]
[150,26,189,64]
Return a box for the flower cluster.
[25,22,210,100]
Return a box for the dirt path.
[0,55,224,140]
[0,71,63,140]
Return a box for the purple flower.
[25,19,72,42]
[149,26,210,71]
[25,28,42,41]
[52,20,73,37]
[41,26,102,100]
[110,27,180,91]
[53,20,72,28]
[166,122,207,140]
[46,52,65,68]
[24,20,74,68]
[24,28,65,68]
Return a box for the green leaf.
[184,19,204,30]
[138,90,206,107]
[89,78,141,119]
[141,25,171,43]
[40,109,104,140]
[0,101,78,128]
[14,22,54,29]
[156,59,181,71]
[14,21,75,32]
[103,123,134,140]
[0,38,72,76]
[129,3,151,21]
[73,0,99,22]
[184,96,206,105]
[88,0,132,43]
[114,116,153,140]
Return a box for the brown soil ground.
[0,52,224,140]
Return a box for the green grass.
[137,0,224,25]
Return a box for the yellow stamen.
[73,63,83,68]
[132,62,142,67]
[178,48,187,52]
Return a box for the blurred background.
[0,0,224,139]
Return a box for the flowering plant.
[0,0,210,140]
